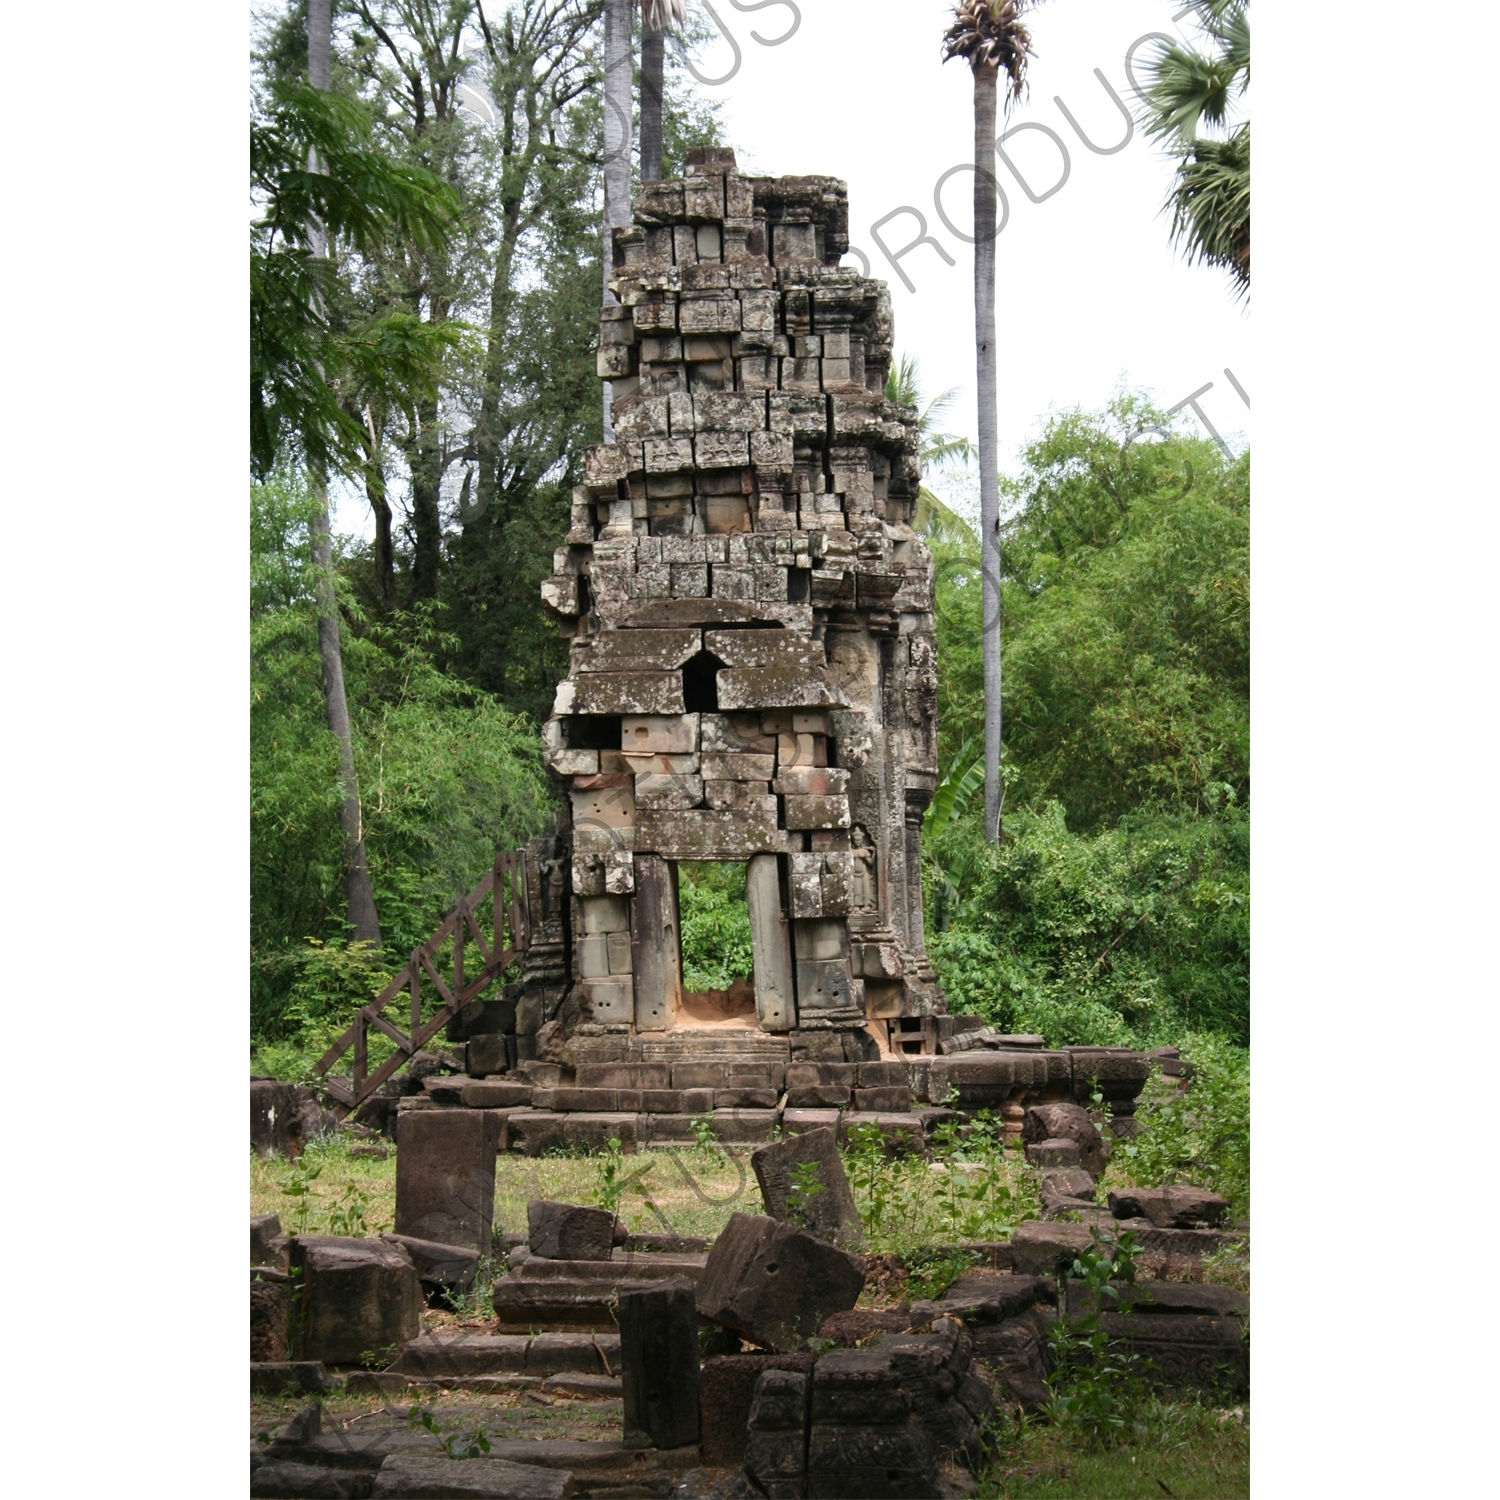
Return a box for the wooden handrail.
[313,849,530,1114]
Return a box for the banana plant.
[924,738,988,928]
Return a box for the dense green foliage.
[678,863,754,992]
[251,476,554,1058]
[925,396,1249,1047]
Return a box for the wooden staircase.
[314,850,531,1116]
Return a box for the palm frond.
[1167,123,1249,296]
[942,1,1039,107]
[640,0,686,31]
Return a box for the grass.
[975,1403,1249,1498]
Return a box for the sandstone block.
[697,1212,865,1353]
[527,1201,617,1262]
[751,1126,865,1250]
[1106,1185,1229,1229]
[1022,1102,1108,1178]
[622,713,699,754]
[396,1110,502,1253]
[619,1279,701,1450]
[290,1236,422,1366]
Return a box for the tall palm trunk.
[973,62,1003,843]
[308,0,382,945]
[601,0,634,439]
[640,19,665,182]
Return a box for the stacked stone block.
[540,146,943,1049]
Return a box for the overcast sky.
[332,0,1250,534]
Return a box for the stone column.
[747,853,795,1032]
[631,855,682,1031]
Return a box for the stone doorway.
[676,861,757,1027]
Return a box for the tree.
[252,2,459,945]
[639,0,686,182]
[308,0,381,945]
[922,396,1250,1045]
[1136,0,1249,297]
[943,0,1040,845]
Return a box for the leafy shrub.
[1117,1032,1249,1217]
[677,862,754,991]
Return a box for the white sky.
[333,0,1250,535]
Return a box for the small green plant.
[786,1160,824,1228]
[592,1137,628,1212]
[326,1180,371,1237]
[690,1113,720,1154]
[407,1405,492,1459]
[592,1136,656,1214]
[906,1246,977,1301]
[1045,1224,1143,1447]
[279,1154,323,1235]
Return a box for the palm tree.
[943,1,1039,844]
[639,1,685,183]
[1136,0,1249,297]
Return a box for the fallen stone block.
[527,1201,617,1262]
[253,1213,288,1269]
[1008,1221,1098,1278]
[371,1454,571,1499]
[1064,1279,1247,1322]
[526,1332,621,1375]
[250,1361,338,1396]
[1106,1184,1229,1228]
[1021,1103,1107,1177]
[393,1334,532,1378]
[291,1237,423,1367]
[518,1253,706,1284]
[251,1079,302,1158]
[970,1305,1056,1413]
[699,1353,816,1467]
[381,1234,480,1295]
[252,1270,289,1362]
[251,1459,372,1498]
[751,1125,865,1250]
[803,1325,993,1499]
[1041,1170,1097,1203]
[620,1278,701,1450]
[396,1110,503,1253]
[490,1278,621,1332]
[1095,1311,1249,1400]
[1025,1137,1081,1170]
[697,1212,865,1353]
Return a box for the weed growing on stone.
[407,1405,492,1459]
[785,1159,824,1228]
[1045,1224,1144,1448]
[690,1113,720,1153]
[904,1246,978,1301]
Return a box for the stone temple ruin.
[531,145,944,1061]
[253,149,1247,1500]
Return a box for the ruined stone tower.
[528,146,946,1063]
